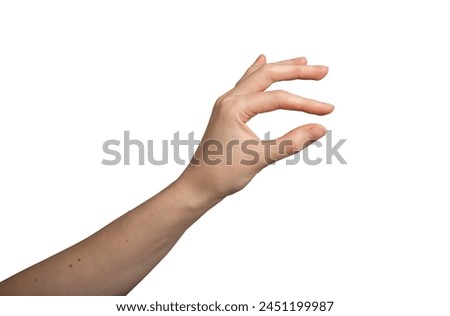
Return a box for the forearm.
[0,178,220,296]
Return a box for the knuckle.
[258,63,274,77]
[213,95,242,115]
[220,95,238,107]
[259,64,279,84]
[279,139,297,156]
[214,95,225,106]
[271,89,287,97]
[293,65,305,77]
[215,93,234,107]
[270,89,289,104]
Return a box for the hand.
[0,54,334,296]
[178,54,334,202]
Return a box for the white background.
[1,1,449,315]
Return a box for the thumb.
[261,124,326,165]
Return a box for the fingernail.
[308,126,326,139]
[323,102,334,109]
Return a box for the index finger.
[233,64,329,95]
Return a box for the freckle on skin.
[126,240,129,243]
[77,258,81,262]
[69,264,73,268]
[34,278,38,282]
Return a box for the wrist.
[170,174,223,219]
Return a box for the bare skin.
[0,55,334,295]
